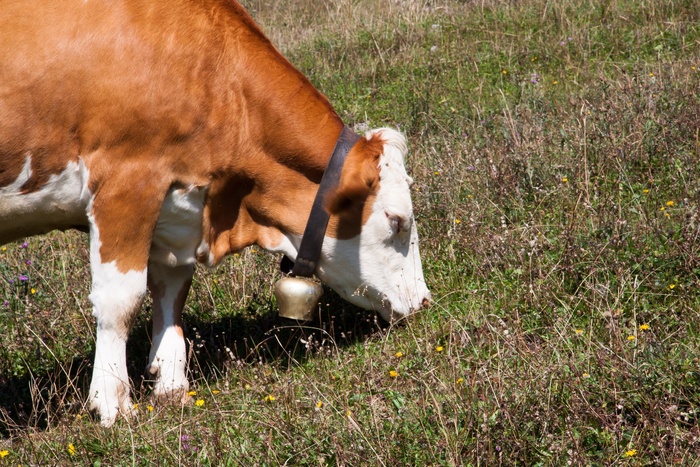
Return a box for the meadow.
[1,0,699,464]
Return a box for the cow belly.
[0,157,90,244]
[149,184,208,267]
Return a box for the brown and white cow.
[0,0,430,426]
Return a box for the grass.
[1,0,700,464]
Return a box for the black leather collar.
[281,126,360,277]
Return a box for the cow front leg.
[86,175,165,427]
[146,262,193,401]
[88,261,146,426]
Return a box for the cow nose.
[421,297,431,308]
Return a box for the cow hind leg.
[146,262,192,401]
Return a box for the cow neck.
[281,126,360,278]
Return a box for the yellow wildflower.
[187,390,196,396]
[575,329,583,335]
[434,171,440,176]
[264,395,276,402]
[147,405,154,412]
[195,399,204,407]
[639,324,650,331]
[456,377,464,384]
[212,389,220,395]
[627,335,635,341]
[316,401,323,409]
[455,219,461,224]
[562,177,568,183]
[643,189,649,194]
[30,288,36,294]
[67,444,76,456]
[395,352,403,358]
[624,449,637,457]
[133,403,139,411]
[666,200,674,207]
[0,450,8,458]
[436,345,444,353]
[669,284,676,290]
[582,373,590,378]
[0,246,5,252]
[502,69,507,75]
[389,370,398,378]
[553,80,558,85]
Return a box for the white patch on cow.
[275,129,430,322]
[146,262,191,400]
[87,205,147,427]
[0,155,91,243]
[266,234,299,259]
[150,184,207,267]
[196,240,215,266]
[0,153,32,193]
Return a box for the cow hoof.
[90,393,136,428]
[153,381,190,403]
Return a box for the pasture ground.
[1,0,699,464]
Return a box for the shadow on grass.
[0,287,388,437]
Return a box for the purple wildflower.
[19,275,28,282]
[3,301,8,307]
[21,242,28,249]
[26,260,32,265]
[530,72,539,84]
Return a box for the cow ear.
[325,136,382,215]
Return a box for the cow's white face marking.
[87,202,147,427]
[316,129,429,321]
[0,155,90,242]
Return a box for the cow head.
[315,128,431,322]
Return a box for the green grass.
[2,0,700,464]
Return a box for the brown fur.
[0,0,384,272]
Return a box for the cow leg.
[86,177,165,427]
[88,246,148,427]
[146,262,193,400]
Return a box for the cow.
[0,0,430,427]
